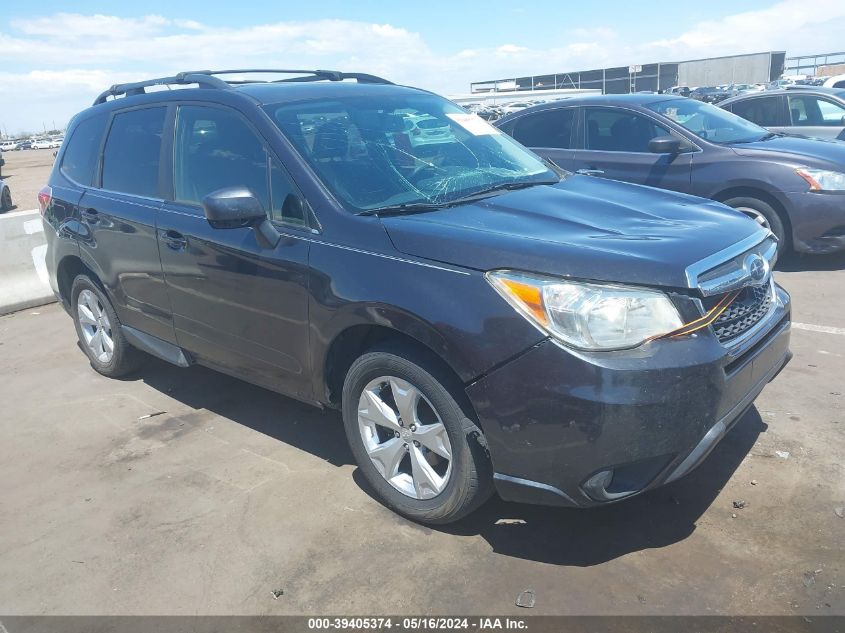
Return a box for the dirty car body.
[42,71,791,520]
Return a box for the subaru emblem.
[743,253,769,285]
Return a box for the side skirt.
[122,325,191,368]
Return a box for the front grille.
[712,283,773,344]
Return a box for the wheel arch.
[712,185,793,243]
[56,254,101,308]
[319,320,480,427]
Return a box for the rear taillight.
[38,185,52,216]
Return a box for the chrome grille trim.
[697,239,777,297]
[684,230,775,295]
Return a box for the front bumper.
[466,285,791,508]
[784,190,845,254]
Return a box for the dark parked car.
[720,87,845,141]
[497,94,845,254]
[42,70,791,523]
[690,86,730,104]
[0,176,11,211]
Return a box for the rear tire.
[723,196,788,252]
[71,275,143,377]
[1,187,11,212]
[342,345,493,524]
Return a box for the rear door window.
[510,108,575,148]
[728,96,783,127]
[584,108,670,152]
[60,112,109,186]
[101,107,166,198]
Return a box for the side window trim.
[169,102,315,232]
[97,104,169,201]
[581,106,697,154]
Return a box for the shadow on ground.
[776,249,845,272]
[127,355,766,567]
[126,356,353,468]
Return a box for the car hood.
[729,134,845,165]
[381,176,763,290]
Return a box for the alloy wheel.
[357,376,453,499]
[735,206,771,231]
[77,289,114,364]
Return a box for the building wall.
[678,52,774,86]
[471,51,786,95]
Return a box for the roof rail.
[93,68,393,105]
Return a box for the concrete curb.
[0,209,56,316]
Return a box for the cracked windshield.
[265,93,558,213]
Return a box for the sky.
[1,0,844,135]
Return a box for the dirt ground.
[0,154,842,617]
[0,148,56,214]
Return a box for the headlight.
[796,168,845,192]
[486,271,683,351]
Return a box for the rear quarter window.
[60,112,109,186]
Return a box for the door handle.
[575,168,605,176]
[162,229,188,251]
[81,208,99,223]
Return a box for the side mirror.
[649,136,682,154]
[202,187,267,229]
[202,186,280,249]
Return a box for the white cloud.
[644,0,845,60]
[1,2,844,134]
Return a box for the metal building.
[470,51,786,95]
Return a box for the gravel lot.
[0,155,842,617]
[0,148,56,214]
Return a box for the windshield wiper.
[730,131,783,144]
[445,179,559,205]
[356,202,447,217]
[357,179,558,217]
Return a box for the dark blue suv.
[41,70,791,523]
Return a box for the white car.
[824,74,845,89]
[49,136,64,148]
[31,138,53,150]
[498,101,535,115]
[0,141,19,151]
[403,114,456,147]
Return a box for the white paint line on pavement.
[23,217,43,234]
[792,322,845,336]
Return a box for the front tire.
[1,187,11,212]
[71,275,143,377]
[342,346,492,524]
[723,196,788,252]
